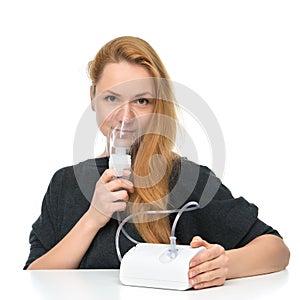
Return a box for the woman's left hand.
[189,236,229,290]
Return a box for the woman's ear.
[90,85,96,111]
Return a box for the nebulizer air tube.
[115,201,201,262]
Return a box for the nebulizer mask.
[108,105,141,179]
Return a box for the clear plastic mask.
[108,106,141,178]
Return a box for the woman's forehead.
[96,62,153,93]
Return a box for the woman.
[24,36,290,290]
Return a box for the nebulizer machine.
[108,106,204,290]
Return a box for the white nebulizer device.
[108,107,204,290]
[118,202,204,290]
[108,127,132,179]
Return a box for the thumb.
[190,236,209,248]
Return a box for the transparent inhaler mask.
[108,106,141,179]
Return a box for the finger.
[190,236,210,248]
[121,169,131,178]
[189,254,228,277]
[190,244,224,267]
[190,268,227,287]
[191,236,202,244]
[106,178,134,193]
[103,169,131,181]
[113,190,130,202]
[192,277,226,290]
[112,200,127,212]
[99,169,116,184]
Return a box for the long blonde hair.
[87,36,179,243]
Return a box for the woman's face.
[91,61,155,148]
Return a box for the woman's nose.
[116,103,135,124]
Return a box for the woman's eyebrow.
[104,90,121,96]
[134,92,154,98]
[103,90,154,98]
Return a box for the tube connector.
[168,236,178,259]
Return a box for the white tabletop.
[3,267,298,300]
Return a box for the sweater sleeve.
[171,161,281,250]
[23,168,65,269]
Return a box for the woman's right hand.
[87,169,134,229]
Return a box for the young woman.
[24,36,290,290]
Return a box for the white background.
[0,0,299,282]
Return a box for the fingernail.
[189,271,196,277]
[191,237,200,243]
[190,261,196,268]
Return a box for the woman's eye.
[105,95,117,102]
[136,98,149,105]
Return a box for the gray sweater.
[24,157,280,269]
